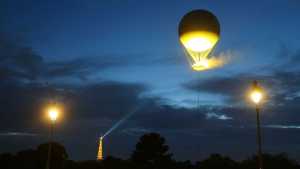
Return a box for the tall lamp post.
[249,80,264,169]
[46,106,59,169]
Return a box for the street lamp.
[249,80,264,169]
[46,105,60,169]
[48,107,59,122]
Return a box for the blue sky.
[3,0,300,106]
[1,0,300,161]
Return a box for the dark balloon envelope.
[178,9,220,38]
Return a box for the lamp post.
[46,106,59,169]
[250,80,264,169]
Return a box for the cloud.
[121,128,151,136]
[129,104,248,133]
[206,112,233,120]
[0,71,256,139]
[0,80,148,130]
[69,81,147,119]
[264,125,300,129]
[0,132,38,137]
[183,70,300,105]
[181,67,300,130]
[1,68,299,161]
[0,33,44,81]
[183,74,255,104]
[274,43,300,71]
[0,32,131,83]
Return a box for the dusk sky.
[1,0,300,161]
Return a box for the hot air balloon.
[178,9,221,71]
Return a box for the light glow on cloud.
[0,132,38,137]
[206,112,233,120]
[264,125,300,129]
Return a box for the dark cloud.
[182,69,300,135]
[0,80,147,130]
[275,43,300,71]
[1,55,299,158]
[183,70,300,104]
[1,69,300,160]
[135,105,206,129]
[0,32,185,83]
[183,73,263,105]
[43,57,119,81]
[0,33,44,81]
[0,65,265,160]
[69,81,147,119]
[0,32,126,82]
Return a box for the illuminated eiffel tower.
[97,137,103,160]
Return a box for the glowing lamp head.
[250,90,262,104]
[48,107,59,122]
[250,81,264,104]
[179,10,220,71]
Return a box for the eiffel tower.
[97,137,103,160]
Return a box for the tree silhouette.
[75,160,103,169]
[36,142,68,169]
[131,133,173,168]
[241,153,300,169]
[195,154,238,169]
[103,156,131,169]
[16,149,38,169]
[175,160,193,169]
[1,135,300,169]
[0,153,17,169]
[0,142,68,169]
